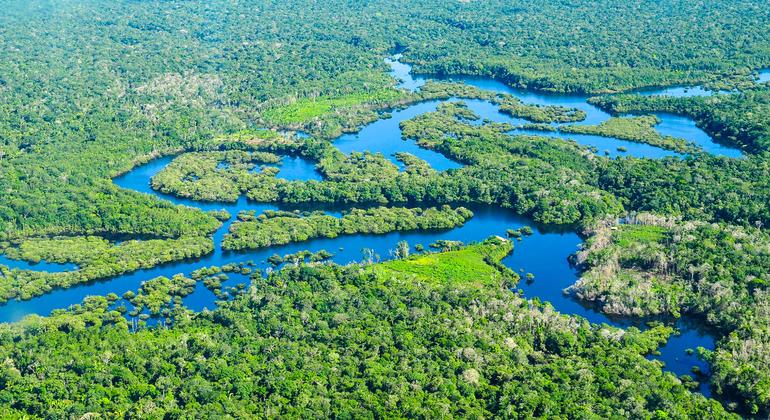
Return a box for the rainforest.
[1,0,770,417]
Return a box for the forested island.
[0,0,769,417]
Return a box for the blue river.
[1,56,759,396]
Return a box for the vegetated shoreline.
[0,55,760,416]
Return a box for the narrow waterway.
[2,56,756,396]
[390,54,745,159]
[634,68,770,97]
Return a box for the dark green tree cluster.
[558,116,695,153]
[124,274,198,319]
[1,0,768,239]
[405,0,770,93]
[590,86,770,154]
[151,150,282,202]
[496,96,587,123]
[598,155,770,227]
[570,215,770,414]
[0,241,732,418]
[0,236,213,302]
[222,206,473,251]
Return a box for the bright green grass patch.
[613,224,667,247]
[370,238,514,287]
[263,89,403,125]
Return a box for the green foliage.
[2,0,766,237]
[497,96,587,123]
[0,242,732,418]
[558,116,695,153]
[280,80,590,139]
[598,155,770,227]
[398,102,624,224]
[372,237,516,287]
[406,1,770,93]
[612,224,667,247]
[590,86,770,154]
[158,102,622,227]
[570,215,770,413]
[0,0,768,415]
[128,274,198,317]
[262,89,404,125]
[0,236,213,302]
[222,206,473,251]
[152,150,285,202]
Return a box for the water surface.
[0,255,77,272]
[271,155,324,181]
[334,100,462,171]
[0,56,735,396]
[758,69,770,84]
[414,64,742,158]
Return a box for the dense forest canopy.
[1,0,770,417]
[1,0,769,237]
[0,240,734,418]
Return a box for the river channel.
[2,56,761,396]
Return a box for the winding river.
[2,57,761,396]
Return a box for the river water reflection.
[3,56,758,396]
